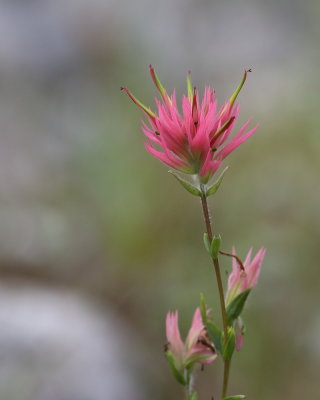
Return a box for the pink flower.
[225,247,266,306]
[165,308,216,375]
[122,65,258,183]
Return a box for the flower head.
[122,65,258,183]
[165,308,216,382]
[225,247,266,306]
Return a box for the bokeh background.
[0,0,319,399]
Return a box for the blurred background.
[0,0,319,399]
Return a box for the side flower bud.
[225,247,266,306]
[225,247,266,350]
[165,308,217,386]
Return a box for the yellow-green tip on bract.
[187,71,193,101]
[149,64,167,100]
[120,87,155,119]
[229,69,252,107]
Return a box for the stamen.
[192,87,198,124]
[219,250,245,271]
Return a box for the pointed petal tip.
[258,247,267,258]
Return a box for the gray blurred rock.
[0,284,148,400]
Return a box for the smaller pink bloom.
[234,317,245,351]
[165,308,216,373]
[225,247,266,306]
[235,332,244,351]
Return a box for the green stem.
[200,189,228,340]
[184,375,196,400]
[222,359,231,398]
[200,187,230,399]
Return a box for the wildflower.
[225,247,266,306]
[122,65,258,183]
[165,308,216,384]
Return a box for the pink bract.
[122,65,258,183]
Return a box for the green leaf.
[203,234,221,260]
[168,171,201,196]
[164,351,185,385]
[222,327,235,361]
[206,166,229,197]
[203,233,211,254]
[223,395,246,400]
[210,235,221,259]
[200,293,208,325]
[226,289,251,325]
[206,320,222,354]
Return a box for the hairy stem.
[199,190,228,339]
[200,187,230,399]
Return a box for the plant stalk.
[222,359,231,399]
[200,187,230,399]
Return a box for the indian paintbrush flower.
[165,308,216,385]
[122,65,258,184]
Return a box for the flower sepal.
[226,288,251,325]
[164,350,186,385]
[205,166,229,197]
[168,170,201,196]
